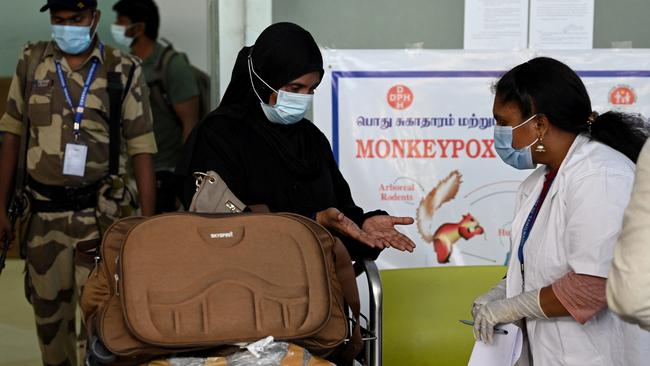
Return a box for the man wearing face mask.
[0,0,157,364]
[111,0,200,213]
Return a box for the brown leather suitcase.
[81,212,361,364]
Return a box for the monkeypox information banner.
[313,49,650,269]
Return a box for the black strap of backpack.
[149,44,178,117]
[106,65,135,175]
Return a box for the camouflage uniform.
[0,40,157,366]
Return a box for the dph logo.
[387,85,413,110]
[609,85,636,105]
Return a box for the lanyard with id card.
[55,43,102,177]
[517,172,556,291]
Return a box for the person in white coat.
[471,57,650,365]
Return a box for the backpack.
[148,39,211,121]
[80,212,363,365]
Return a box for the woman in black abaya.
[177,22,415,259]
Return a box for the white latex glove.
[472,278,507,319]
[474,289,547,344]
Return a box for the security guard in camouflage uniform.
[0,1,157,365]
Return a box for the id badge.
[63,143,88,177]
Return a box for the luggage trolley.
[355,259,382,366]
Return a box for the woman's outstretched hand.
[315,208,387,249]
[362,215,416,252]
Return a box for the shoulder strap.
[17,42,48,190]
[155,44,176,76]
[106,50,137,176]
[150,44,178,117]
[23,42,48,110]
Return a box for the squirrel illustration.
[432,214,484,263]
[416,170,485,263]
[417,170,463,241]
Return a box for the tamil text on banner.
[313,49,650,269]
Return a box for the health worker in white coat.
[471,57,650,365]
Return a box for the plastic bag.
[160,337,334,366]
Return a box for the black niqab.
[221,22,323,107]
[180,23,325,179]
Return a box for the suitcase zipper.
[114,256,120,297]
[94,255,100,276]
[114,274,119,296]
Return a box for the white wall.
[218,0,272,99]
[0,0,213,76]
[156,0,210,73]
[159,0,271,104]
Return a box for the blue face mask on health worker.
[493,114,539,170]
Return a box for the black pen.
[459,319,509,335]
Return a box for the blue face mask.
[494,114,538,170]
[259,90,313,125]
[248,56,313,125]
[51,16,96,55]
[110,24,135,48]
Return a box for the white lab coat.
[505,134,650,366]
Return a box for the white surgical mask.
[110,24,135,48]
[247,55,313,125]
[51,15,97,55]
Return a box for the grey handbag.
[189,171,246,213]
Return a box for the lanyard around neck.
[54,43,103,141]
[518,173,557,265]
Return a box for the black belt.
[27,176,100,212]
